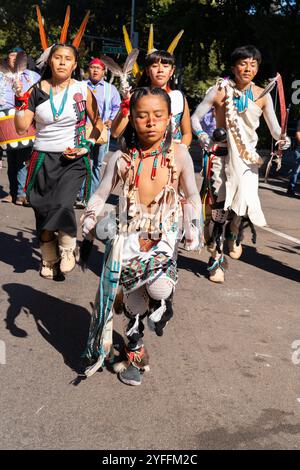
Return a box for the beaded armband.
[195,130,206,138]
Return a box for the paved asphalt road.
[0,151,299,450]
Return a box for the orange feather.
[72,11,90,49]
[60,5,71,44]
[35,5,48,51]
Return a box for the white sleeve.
[177,147,203,251]
[191,86,217,136]
[81,151,122,237]
[85,151,121,217]
[262,93,282,141]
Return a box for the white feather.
[254,76,277,102]
[100,55,123,76]
[123,49,139,75]
[36,46,53,70]
[14,51,27,75]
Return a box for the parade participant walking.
[191,45,290,283]
[14,43,103,279]
[1,47,40,205]
[85,58,121,195]
[111,27,192,147]
[80,87,202,385]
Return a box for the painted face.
[49,47,77,80]
[88,64,105,83]
[131,94,171,146]
[232,57,259,86]
[147,60,174,89]
[7,52,17,70]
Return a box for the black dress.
[27,81,91,237]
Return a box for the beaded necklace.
[49,81,70,121]
[129,140,171,188]
[233,84,253,113]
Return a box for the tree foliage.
[1,0,299,112]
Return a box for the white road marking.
[35,406,45,415]
[259,226,300,245]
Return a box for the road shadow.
[272,190,300,200]
[196,408,299,449]
[240,245,299,283]
[178,243,299,284]
[3,283,91,371]
[266,243,300,256]
[259,177,300,198]
[0,228,40,273]
[0,184,8,198]
[2,283,125,374]
[177,250,208,278]
[77,239,105,277]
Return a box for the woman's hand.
[12,78,23,97]
[198,132,211,151]
[80,210,97,238]
[63,147,88,159]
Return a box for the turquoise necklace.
[233,85,253,113]
[49,82,70,121]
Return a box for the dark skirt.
[28,151,88,237]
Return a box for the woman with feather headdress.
[13,7,103,280]
[110,26,192,148]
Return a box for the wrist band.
[196,130,206,138]
[120,98,130,117]
[15,91,30,111]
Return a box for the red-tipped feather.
[72,11,90,49]
[60,5,71,44]
[35,5,48,51]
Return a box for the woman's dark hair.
[230,45,262,66]
[138,50,176,89]
[120,87,173,153]
[41,43,81,80]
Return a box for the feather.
[167,29,184,54]
[147,24,154,54]
[36,45,53,70]
[60,5,71,44]
[14,51,27,75]
[123,48,139,75]
[123,25,133,54]
[35,5,48,51]
[100,55,123,76]
[122,25,140,78]
[72,10,90,49]
[254,75,278,102]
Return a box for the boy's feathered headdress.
[35,5,90,69]
[122,24,184,77]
